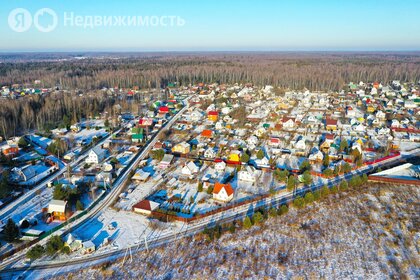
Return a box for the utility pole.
[144,235,149,252]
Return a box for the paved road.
[1,133,418,278]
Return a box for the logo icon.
[34,8,58,32]
[8,8,32,32]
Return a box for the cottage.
[282,117,296,129]
[254,127,266,138]
[308,148,324,163]
[70,124,81,132]
[158,106,170,114]
[181,161,199,176]
[201,129,213,138]
[139,117,154,127]
[131,127,144,143]
[215,161,226,172]
[247,135,259,148]
[48,200,68,221]
[132,169,151,181]
[255,156,270,168]
[51,128,68,136]
[208,111,219,122]
[86,147,107,164]
[320,134,335,151]
[228,150,241,163]
[190,110,204,122]
[325,118,338,131]
[1,144,19,157]
[293,138,306,150]
[375,110,386,121]
[238,166,258,182]
[215,121,224,130]
[204,147,216,159]
[172,142,191,154]
[82,240,96,254]
[64,233,82,252]
[269,137,281,147]
[346,107,356,118]
[132,199,160,215]
[213,182,234,203]
[159,154,174,169]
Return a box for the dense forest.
[0,91,119,138]
[1,52,420,90]
[0,52,419,138]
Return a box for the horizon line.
[1,49,420,54]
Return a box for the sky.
[1,0,420,52]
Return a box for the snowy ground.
[66,208,182,257]
[115,179,162,211]
[64,127,107,146]
[395,141,420,152]
[3,187,52,225]
[55,183,420,280]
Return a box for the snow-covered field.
[55,183,420,280]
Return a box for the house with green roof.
[131,127,144,143]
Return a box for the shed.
[82,240,96,254]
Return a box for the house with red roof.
[139,117,154,127]
[208,111,218,122]
[269,137,281,147]
[325,118,338,131]
[132,200,160,215]
[213,182,234,203]
[201,129,213,138]
[1,144,19,158]
[159,106,169,114]
[282,117,296,129]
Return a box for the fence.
[368,175,420,186]
[151,192,272,223]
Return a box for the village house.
[308,147,324,163]
[172,142,191,154]
[320,134,335,152]
[215,160,227,172]
[238,166,258,182]
[208,110,219,122]
[82,240,96,254]
[139,117,154,127]
[325,118,338,131]
[213,182,234,203]
[86,146,107,164]
[204,147,216,159]
[181,161,199,177]
[201,129,213,138]
[132,199,160,215]
[48,200,68,221]
[159,154,174,169]
[269,137,281,147]
[282,117,296,130]
[64,233,83,252]
[1,143,19,158]
[132,168,151,181]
